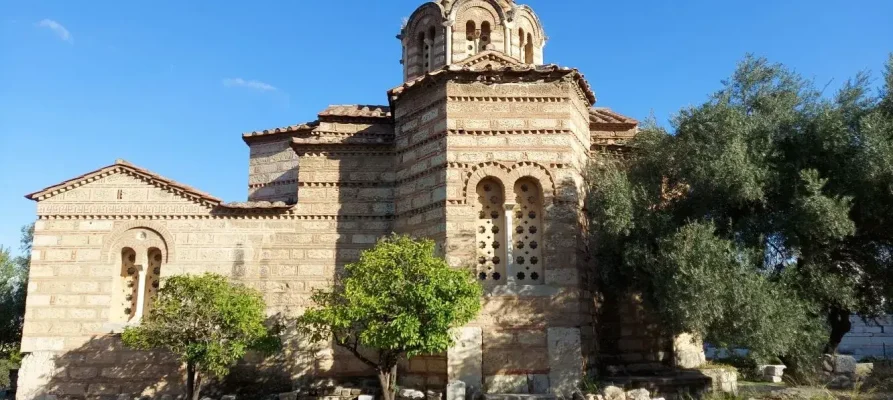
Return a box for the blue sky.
[1,0,891,255]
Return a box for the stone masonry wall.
[391,78,451,389]
[248,136,300,203]
[393,82,449,242]
[439,78,593,396]
[18,167,394,398]
[596,292,673,376]
[839,315,893,360]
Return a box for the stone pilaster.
[547,327,583,397]
[448,327,483,396]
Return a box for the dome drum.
[400,0,546,81]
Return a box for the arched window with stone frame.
[107,228,168,326]
[475,177,506,283]
[512,177,544,284]
[524,32,534,64]
[143,247,163,315]
[114,247,139,323]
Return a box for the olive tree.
[586,54,893,369]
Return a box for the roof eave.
[25,160,223,205]
[388,65,597,106]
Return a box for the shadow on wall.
[225,142,396,392]
[206,312,295,399]
[38,335,184,399]
[33,314,295,400]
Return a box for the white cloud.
[37,19,72,43]
[222,78,278,92]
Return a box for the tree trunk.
[825,307,852,354]
[378,364,398,400]
[186,361,202,400]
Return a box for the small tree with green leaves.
[122,274,280,400]
[0,223,34,358]
[297,235,482,400]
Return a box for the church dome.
[399,0,546,81]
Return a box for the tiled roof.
[590,107,638,127]
[242,120,319,141]
[242,105,393,142]
[389,64,597,105]
[219,201,292,209]
[25,159,223,205]
[318,105,391,119]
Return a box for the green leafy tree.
[122,273,281,400]
[0,358,11,390]
[586,54,893,368]
[0,223,34,357]
[297,235,482,400]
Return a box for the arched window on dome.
[518,28,525,60]
[512,178,544,284]
[476,178,506,283]
[480,21,491,51]
[426,26,436,71]
[524,33,534,64]
[417,31,427,72]
[465,20,477,58]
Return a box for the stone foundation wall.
[596,293,673,374]
[839,315,893,360]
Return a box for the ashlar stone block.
[547,328,583,397]
[448,327,483,390]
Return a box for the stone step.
[602,372,712,398]
[484,395,557,400]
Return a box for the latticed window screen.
[513,178,544,284]
[117,248,139,323]
[114,247,163,323]
[476,178,506,282]
[144,248,163,314]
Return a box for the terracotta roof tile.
[318,105,391,119]
[219,201,293,209]
[242,120,319,140]
[26,159,223,205]
[590,107,638,127]
[242,104,393,143]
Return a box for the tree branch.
[333,331,378,369]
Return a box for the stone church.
[17,0,697,398]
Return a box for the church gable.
[455,50,523,70]
[26,160,222,216]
